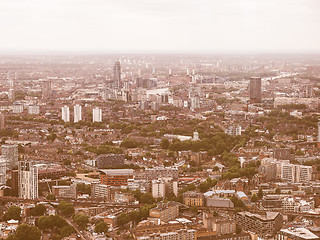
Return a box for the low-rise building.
[235,211,283,237]
[52,184,77,199]
[183,191,204,207]
[149,202,179,223]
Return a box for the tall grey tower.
[249,77,262,104]
[113,60,121,89]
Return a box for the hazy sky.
[1,0,319,54]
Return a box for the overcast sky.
[0,0,319,54]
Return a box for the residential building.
[113,60,121,89]
[2,144,18,169]
[18,161,39,200]
[96,154,125,169]
[28,105,40,115]
[149,202,179,223]
[277,227,319,240]
[249,77,262,103]
[61,105,70,122]
[183,191,204,207]
[136,229,196,240]
[92,107,102,122]
[74,104,82,123]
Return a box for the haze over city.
[1,0,320,53]
[0,1,320,240]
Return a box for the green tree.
[73,214,89,229]
[257,189,263,199]
[9,224,41,240]
[95,221,109,234]
[160,138,170,149]
[31,204,46,216]
[37,216,50,230]
[60,225,75,237]
[58,201,74,217]
[251,194,258,202]
[47,193,56,200]
[117,212,130,227]
[275,188,281,194]
[4,206,21,221]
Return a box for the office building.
[52,184,77,199]
[74,104,82,123]
[249,77,262,103]
[28,105,40,115]
[113,60,121,89]
[91,183,110,199]
[2,144,18,169]
[18,161,39,200]
[61,105,70,122]
[99,169,133,186]
[235,211,282,237]
[92,107,102,122]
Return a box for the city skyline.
[0,0,320,54]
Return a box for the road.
[65,217,90,240]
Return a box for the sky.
[0,0,319,54]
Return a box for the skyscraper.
[92,107,102,122]
[42,79,52,100]
[61,105,70,122]
[18,161,39,199]
[0,113,5,130]
[74,104,82,123]
[249,77,262,103]
[113,60,121,89]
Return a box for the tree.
[275,188,281,194]
[47,193,56,200]
[73,214,89,229]
[37,216,50,230]
[10,224,41,240]
[60,225,75,238]
[31,204,46,216]
[117,212,130,227]
[251,194,258,202]
[160,138,170,149]
[4,206,21,221]
[257,189,263,199]
[95,221,109,234]
[58,201,74,217]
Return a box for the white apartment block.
[92,107,102,122]
[74,104,82,123]
[281,164,312,183]
[61,105,70,122]
[18,161,39,200]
